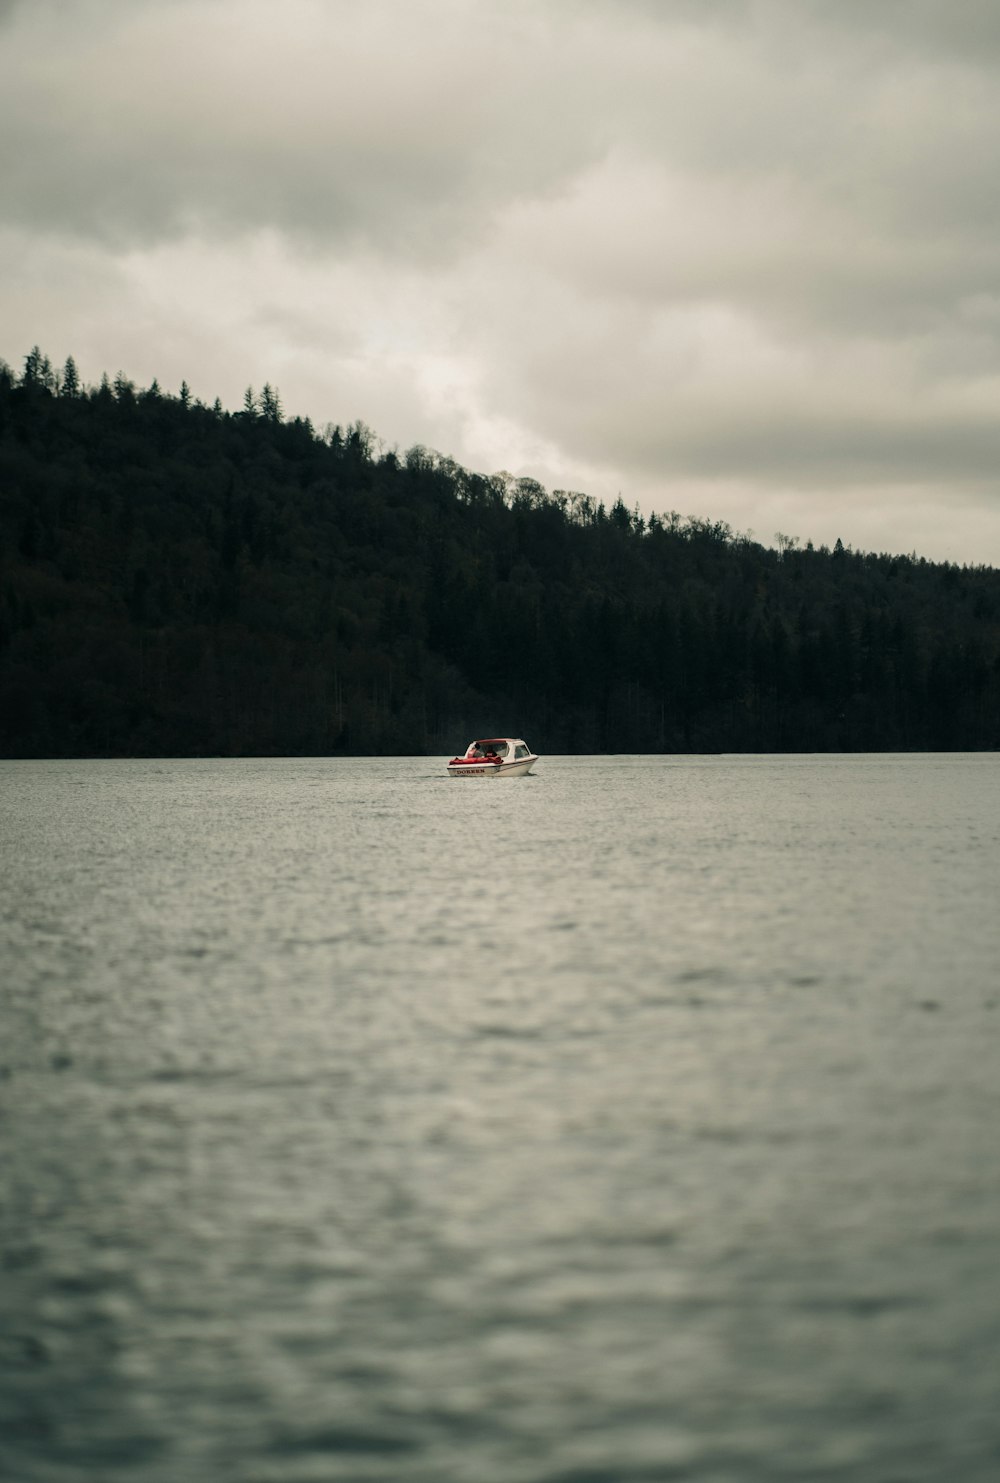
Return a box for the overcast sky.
[3,0,1000,563]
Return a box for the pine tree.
[260,383,282,423]
[61,355,81,397]
[22,345,45,388]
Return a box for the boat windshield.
[465,739,509,759]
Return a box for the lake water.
[1,754,999,1482]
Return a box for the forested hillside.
[2,349,999,756]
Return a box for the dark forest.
[2,347,999,757]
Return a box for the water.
[1,754,998,1482]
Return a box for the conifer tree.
[61,355,80,397]
[22,345,45,388]
[260,383,282,422]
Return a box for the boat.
[446,737,538,778]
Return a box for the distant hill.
[2,348,999,756]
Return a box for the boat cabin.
[447,737,538,776]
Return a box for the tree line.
[2,347,999,756]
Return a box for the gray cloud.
[2,0,1000,561]
[0,1,609,252]
[594,0,1000,61]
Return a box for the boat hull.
[447,757,537,778]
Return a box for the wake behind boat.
[446,737,538,778]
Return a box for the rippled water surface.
[2,754,999,1482]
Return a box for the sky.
[3,0,1000,565]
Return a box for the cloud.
[0,0,610,253]
[2,0,1000,563]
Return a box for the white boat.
[446,737,538,778]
